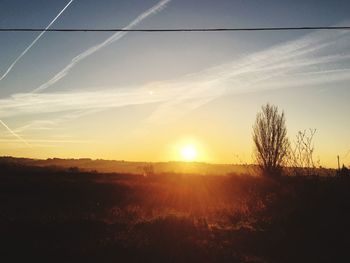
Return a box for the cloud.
[0,87,174,118]
[1,28,350,135]
[13,120,58,133]
[0,0,74,81]
[32,0,171,93]
[144,29,350,122]
[0,138,92,149]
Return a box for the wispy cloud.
[0,0,74,81]
[145,29,350,122]
[32,0,171,93]
[0,138,92,149]
[0,139,92,143]
[0,88,174,118]
[13,120,58,133]
[1,28,350,135]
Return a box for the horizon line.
[0,155,337,169]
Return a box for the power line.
[1,26,350,32]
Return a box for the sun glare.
[181,145,197,161]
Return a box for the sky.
[0,0,350,167]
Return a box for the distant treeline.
[0,156,254,175]
[0,156,336,176]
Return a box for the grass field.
[0,161,349,262]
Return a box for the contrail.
[0,119,30,147]
[32,0,171,93]
[0,0,74,81]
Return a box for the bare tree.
[288,129,317,176]
[252,103,289,177]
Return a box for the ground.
[0,161,349,262]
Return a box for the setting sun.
[181,145,197,161]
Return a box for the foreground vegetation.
[0,162,349,262]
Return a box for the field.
[0,160,349,262]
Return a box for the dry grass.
[0,162,349,262]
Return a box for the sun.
[180,144,197,161]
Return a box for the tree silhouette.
[288,129,317,176]
[253,103,289,177]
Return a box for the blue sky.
[0,0,350,166]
